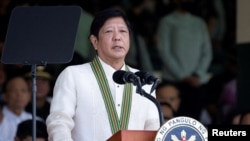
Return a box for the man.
[46,8,160,141]
[156,81,181,115]
[25,66,52,121]
[1,76,34,140]
[156,0,212,119]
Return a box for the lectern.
[107,130,157,141]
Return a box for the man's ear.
[90,35,98,50]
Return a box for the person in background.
[156,81,181,116]
[46,8,160,141]
[160,102,175,122]
[239,111,250,125]
[0,100,16,141]
[156,0,212,120]
[15,119,48,141]
[24,66,52,121]
[1,75,35,141]
[125,0,155,73]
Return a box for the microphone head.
[113,70,138,84]
[135,71,154,84]
[113,70,127,84]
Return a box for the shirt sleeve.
[46,67,76,141]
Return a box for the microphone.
[114,70,164,125]
[135,71,160,93]
[113,70,139,85]
[135,71,159,85]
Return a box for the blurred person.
[0,100,16,141]
[24,66,52,121]
[126,0,157,40]
[1,76,34,140]
[128,25,154,72]
[128,12,154,73]
[125,24,154,73]
[239,111,250,125]
[156,81,181,115]
[46,8,160,141]
[126,0,160,71]
[194,0,226,76]
[15,119,48,141]
[156,0,212,119]
[160,102,175,122]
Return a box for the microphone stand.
[31,64,37,141]
[135,78,165,126]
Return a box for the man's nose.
[113,31,121,41]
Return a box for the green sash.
[90,57,133,134]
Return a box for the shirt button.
[117,104,120,107]
[117,85,119,88]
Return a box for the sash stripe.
[120,84,132,129]
[91,58,120,133]
[90,57,133,134]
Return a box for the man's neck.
[98,56,124,70]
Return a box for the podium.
[107,130,157,141]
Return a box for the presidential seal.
[154,116,208,141]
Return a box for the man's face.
[4,77,31,112]
[27,78,50,99]
[156,85,181,112]
[91,17,130,62]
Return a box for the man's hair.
[89,8,132,39]
[156,80,180,93]
[16,119,48,140]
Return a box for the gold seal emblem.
[155,116,208,141]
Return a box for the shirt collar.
[97,56,126,80]
[3,106,24,120]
